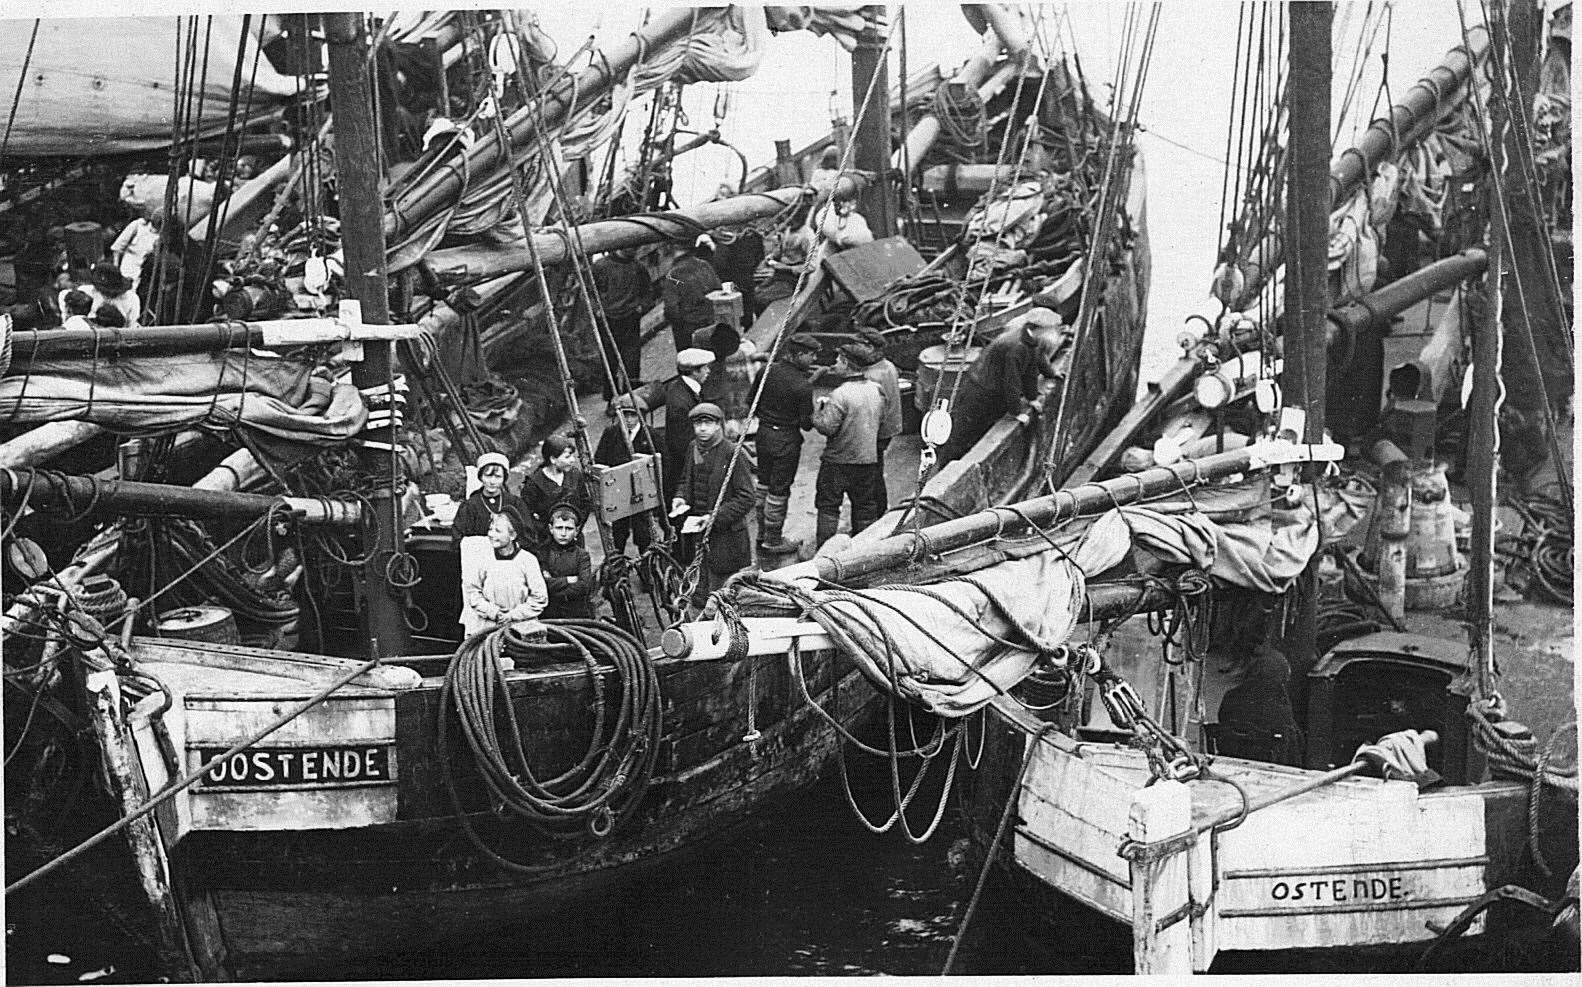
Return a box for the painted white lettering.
[252,752,275,782]
[301,756,317,782]
[321,750,340,780]
[343,750,362,779]
[229,754,249,781]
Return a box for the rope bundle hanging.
[437,619,662,868]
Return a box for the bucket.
[156,605,241,646]
[62,221,105,282]
[914,344,982,413]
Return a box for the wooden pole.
[779,439,1338,589]
[383,7,699,244]
[325,12,412,657]
[424,186,804,280]
[7,316,420,362]
[0,468,362,527]
[1281,2,1332,691]
[1468,8,1509,700]
[850,8,896,238]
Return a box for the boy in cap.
[672,402,757,600]
[626,346,715,505]
[934,307,1064,468]
[811,344,885,549]
[451,451,532,549]
[856,328,902,514]
[751,332,819,552]
[662,234,723,356]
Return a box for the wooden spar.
[1325,248,1489,337]
[325,12,412,657]
[0,421,105,469]
[851,8,896,238]
[1467,7,1508,702]
[663,581,1178,661]
[974,4,1031,61]
[423,186,805,280]
[7,315,423,362]
[1281,2,1332,686]
[1228,26,1491,311]
[1330,25,1490,205]
[383,8,698,244]
[1064,355,1204,487]
[0,468,361,526]
[779,439,1341,589]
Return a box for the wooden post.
[325,11,412,657]
[850,8,895,238]
[1126,780,1195,974]
[1468,23,1507,701]
[1280,2,1332,694]
[83,661,203,981]
[0,468,363,527]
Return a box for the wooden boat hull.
[123,636,877,979]
[957,693,1576,973]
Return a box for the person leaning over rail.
[933,307,1065,469]
[672,402,757,604]
[452,451,532,549]
[461,507,548,644]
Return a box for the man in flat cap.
[673,402,757,600]
[624,346,716,505]
[811,343,885,549]
[751,332,820,553]
[934,307,1065,469]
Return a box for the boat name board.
[1266,873,1407,906]
[194,745,394,790]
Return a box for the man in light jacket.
[811,343,885,549]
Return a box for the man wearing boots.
[752,333,819,554]
[811,343,885,549]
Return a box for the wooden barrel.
[156,606,240,646]
[914,343,981,412]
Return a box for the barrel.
[156,605,241,646]
[914,344,982,412]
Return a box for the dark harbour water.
[6,756,1134,984]
[8,747,1576,982]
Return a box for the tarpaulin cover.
[811,478,1360,717]
[0,351,366,445]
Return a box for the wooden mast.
[851,6,896,237]
[1281,3,1332,685]
[325,12,413,658]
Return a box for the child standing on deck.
[539,503,597,620]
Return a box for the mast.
[1281,3,1332,683]
[851,6,896,237]
[325,12,413,658]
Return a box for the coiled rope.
[437,619,662,870]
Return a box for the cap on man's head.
[676,347,715,370]
[856,328,888,352]
[475,451,511,475]
[838,341,879,369]
[1012,307,1065,332]
[783,332,819,354]
[693,233,716,251]
[688,402,725,422]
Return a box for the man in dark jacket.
[662,234,723,356]
[673,402,757,601]
[594,402,658,555]
[752,332,818,552]
[709,227,765,318]
[934,308,1064,468]
[591,247,654,398]
[628,346,715,505]
[811,344,885,549]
